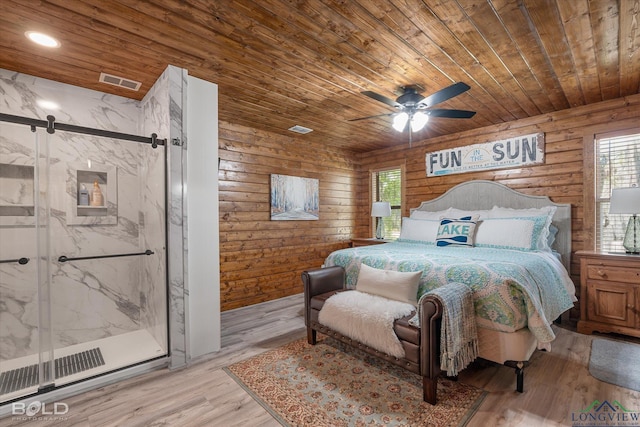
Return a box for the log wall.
[218,121,358,311]
[355,93,640,321]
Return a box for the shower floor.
[0,329,165,403]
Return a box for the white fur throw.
[318,290,415,358]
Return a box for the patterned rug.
[224,338,486,426]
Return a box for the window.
[371,167,402,239]
[595,131,640,252]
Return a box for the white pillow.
[356,263,421,305]
[474,217,551,251]
[410,208,451,220]
[398,217,439,243]
[447,208,492,220]
[489,205,556,219]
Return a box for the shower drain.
[0,347,105,395]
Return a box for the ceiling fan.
[350,82,476,142]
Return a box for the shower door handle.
[58,249,154,263]
[0,257,30,265]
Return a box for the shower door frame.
[0,112,170,406]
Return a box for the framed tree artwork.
[270,174,319,220]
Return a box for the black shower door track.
[0,113,166,147]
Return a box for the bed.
[303,180,575,403]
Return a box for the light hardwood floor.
[1,293,638,426]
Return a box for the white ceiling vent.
[288,125,313,134]
[99,72,142,91]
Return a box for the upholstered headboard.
[411,180,572,272]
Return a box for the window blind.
[595,132,640,252]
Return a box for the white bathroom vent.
[99,72,142,91]
[288,125,313,134]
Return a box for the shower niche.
[0,160,35,225]
[67,163,117,225]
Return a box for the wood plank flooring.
[1,293,638,426]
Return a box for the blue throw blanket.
[410,283,478,376]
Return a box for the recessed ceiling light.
[36,99,60,110]
[25,31,61,48]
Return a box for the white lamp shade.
[371,201,391,217]
[392,113,409,132]
[609,187,640,214]
[411,111,429,132]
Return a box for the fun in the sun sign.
[426,133,545,176]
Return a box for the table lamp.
[609,187,640,254]
[371,201,391,239]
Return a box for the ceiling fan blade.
[361,91,402,109]
[420,82,471,107]
[427,109,476,118]
[348,113,395,122]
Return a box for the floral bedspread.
[325,240,575,343]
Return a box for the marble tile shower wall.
[0,68,177,362]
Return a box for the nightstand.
[351,238,392,247]
[576,251,640,338]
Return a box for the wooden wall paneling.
[619,0,640,95]
[588,0,621,100]
[522,0,585,107]
[556,0,601,104]
[488,0,570,111]
[218,121,358,310]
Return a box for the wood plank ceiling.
[1,0,639,153]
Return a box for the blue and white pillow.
[436,215,479,247]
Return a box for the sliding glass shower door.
[46,128,168,389]
[0,122,50,402]
[0,119,168,404]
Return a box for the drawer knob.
[596,269,607,278]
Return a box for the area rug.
[589,338,640,392]
[224,338,486,426]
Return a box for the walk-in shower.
[0,113,168,404]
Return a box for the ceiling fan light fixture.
[411,111,429,132]
[355,82,474,136]
[392,112,409,132]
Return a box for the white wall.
[186,75,221,357]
